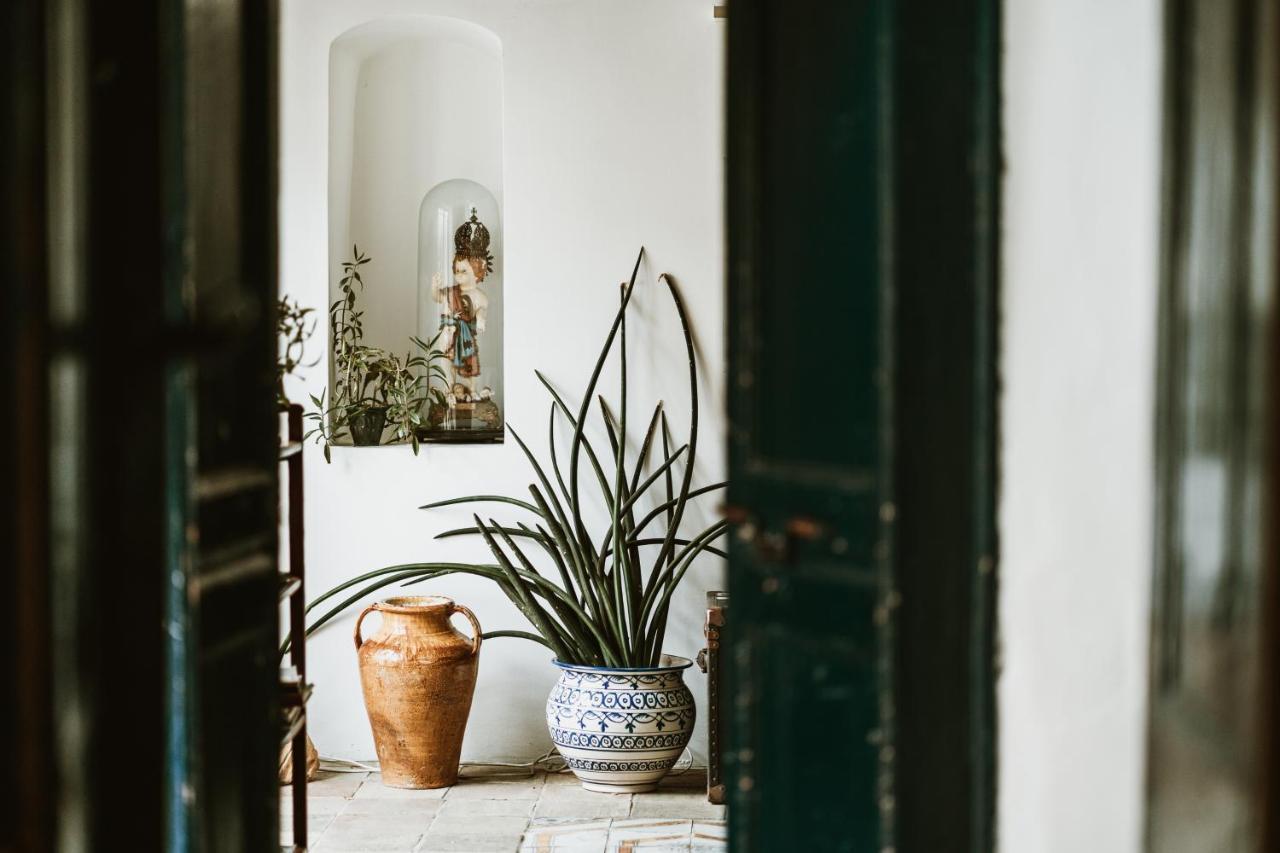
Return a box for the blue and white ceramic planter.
[546,654,696,793]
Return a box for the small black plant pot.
[348,407,387,446]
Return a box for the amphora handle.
[353,603,379,651]
[451,603,483,656]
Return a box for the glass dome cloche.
[417,179,504,442]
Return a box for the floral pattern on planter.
[546,655,695,793]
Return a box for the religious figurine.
[432,208,493,400]
[427,208,501,433]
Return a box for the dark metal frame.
[697,592,728,805]
[280,404,311,850]
[3,0,54,849]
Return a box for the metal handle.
[451,602,483,656]
[353,603,379,651]
[723,504,833,564]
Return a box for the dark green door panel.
[180,0,282,849]
[726,0,999,850]
[726,0,888,847]
[731,578,882,852]
[748,0,884,473]
[30,0,282,849]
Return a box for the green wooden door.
[174,0,282,849]
[725,1,998,850]
[11,0,282,849]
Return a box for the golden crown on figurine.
[453,208,494,276]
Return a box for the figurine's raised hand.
[431,271,443,299]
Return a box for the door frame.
[890,2,1000,850]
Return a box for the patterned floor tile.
[519,818,612,851]
[689,820,727,850]
[606,818,693,850]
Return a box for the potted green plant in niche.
[303,249,728,793]
[305,246,449,460]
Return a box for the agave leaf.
[529,484,593,596]
[547,402,572,505]
[481,630,555,649]
[489,519,601,664]
[596,395,621,458]
[543,408,594,582]
[537,371,616,505]
[393,559,596,637]
[631,482,728,537]
[450,534,624,664]
[613,282,636,647]
[642,275,701,615]
[629,402,665,496]
[419,494,541,516]
[642,537,727,663]
[617,444,689,518]
[536,372,615,554]
[596,395,643,646]
[520,520,579,608]
[509,425,593,558]
[639,522,729,664]
[594,402,631,543]
[601,537,728,563]
[566,248,643,576]
[303,562,492,616]
[639,519,729,632]
[659,410,676,535]
[284,568,443,656]
[434,525,548,542]
[528,483,615,647]
[473,515,576,661]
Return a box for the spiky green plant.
[297,249,727,667]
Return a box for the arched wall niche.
[328,16,504,444]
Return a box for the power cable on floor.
[317,747,697,779]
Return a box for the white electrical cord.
[316,756,378,773]
[318,747,698,779]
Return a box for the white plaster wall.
[280,0,725,764]
[1000,0,1162,850]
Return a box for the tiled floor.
[281,768,726,852]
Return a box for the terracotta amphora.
[354,595,482,788]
